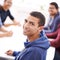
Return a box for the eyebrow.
[25,19,28,22]
[25,19,34,25]
[25,19,27,21]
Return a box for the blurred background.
[0,0,60,60]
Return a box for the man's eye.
[49,7,55,9]
[30,22,34,25]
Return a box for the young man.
[44,2,60,33]
[6,11,50,60]
[0,0,20,27]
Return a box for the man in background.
[0,0,21,27]
[45,2,60,60]
[44,2,60,33]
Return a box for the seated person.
[44,2,60,60]
[0,0,21,27]
[44,2,60,33]
[5,11,50,60]
[46,24,60,60]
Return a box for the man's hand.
[5,50,13,56]
[5,31,13,37]
[13,20,21,26]
[0,31,13,37]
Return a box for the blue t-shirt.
[0,5,14,25]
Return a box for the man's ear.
[39,26,44,32]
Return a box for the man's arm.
[6,50,20,57]
[5,10,21,27]
[0,31,13,37]
[12,19,21,26]
[15,49,41,60]
[4,19,21,27]
[0,26,9,32]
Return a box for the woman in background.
[46,24,60,60]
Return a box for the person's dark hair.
[4,0,6,1]
[50,2,59,9]
[30,11,45,26]
[4,0,7,2]
[4,0,8,2]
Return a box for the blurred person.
[0,0,21,27]
[5,11,50,60]
[46,24,60,60]
[44,2,60,33]
[44,2,60,60]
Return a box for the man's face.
[48,5,58,16]
[4,0,12,9]
[23,15,41,36]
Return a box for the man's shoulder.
[27,47,41,53]
[55,14,60,22]
[56,12,60,19]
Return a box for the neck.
[27,32,40,42]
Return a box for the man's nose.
[24,23,29,28]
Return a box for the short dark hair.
[4,0,6,2]
[4,0,7,2]
[30,11,45,26]
[50,2,59,9]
